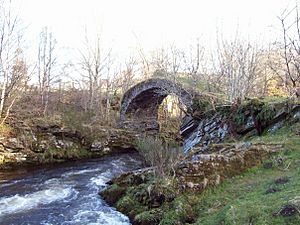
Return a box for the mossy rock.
[116,194,146,219]
[116,195,136,213]
[134,208,163,225]
[161,195,197,224]
[131,179,180,208]
[100,184,127,205]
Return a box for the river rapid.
[0,153,143,225]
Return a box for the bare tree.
[182,39,206,89]
[276,4,300,98]
[1,47,28,123]
[78,30,112,116]
[119,56,137,94]
[214,34,262,101]
[151,47,172,78]
[150,44,185,83]
[0,0,28,123]
[37,26,56,115]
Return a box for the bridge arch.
[120,78,192,124]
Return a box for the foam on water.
[0,154,142,224]
[0,186,74,216]
[0,179,24,188]
[72,209,130,225]
[62,168,103,177]
[90,171,112,187]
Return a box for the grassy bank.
[106,122,300,225]
[194,124,299,224]
[165,123,300,224]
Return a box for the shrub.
[136,136,182,179]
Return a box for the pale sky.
[12,0,298,64]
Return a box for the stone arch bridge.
[119,78,192,132]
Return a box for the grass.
[189,122,300,225]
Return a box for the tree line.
[0,0,299,126]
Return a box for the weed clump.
[136,136,182,179]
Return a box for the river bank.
[100,122,300,225]
[0,111,142,170]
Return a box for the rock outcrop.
[177,143,283,191]
[0,121,142,169]
[181,100,300,153]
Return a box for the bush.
[136,136,182,179]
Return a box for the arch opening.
[119,78,192,133]
[158,94,186,137]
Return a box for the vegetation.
[136,136,182,179]
[1,0,300,128]
[107,122,300,225]
[36,147,91,163]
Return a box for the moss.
[118,179,177,209]
[115,178,196,224]
[256,104,276,121]
[159,211,181,225]
[134,208,163,225]
[128,183,151,205]
[233,111,246,125]
[192,97,281,124]
[101,184,127,205]
[232,98,263,124]
[116,194,146,219]
[117,195,136,213]
[37,147,91,163]
[160,195,197,224]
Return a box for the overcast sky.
[13,0,298,62]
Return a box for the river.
[0,153,143,225]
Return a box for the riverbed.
[0,153,143,225]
